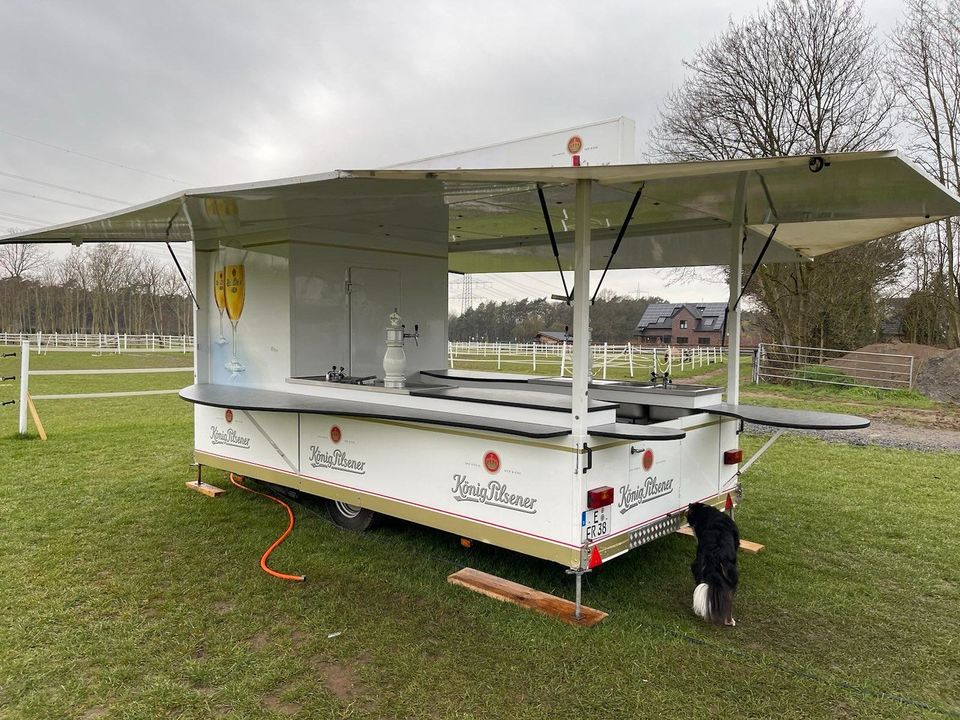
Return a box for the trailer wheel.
[325,499,378,532]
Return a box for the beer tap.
[650,370,672,389]
[401,323,420,347]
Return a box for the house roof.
[536,330,572,341]
[3,151,959,273]
[635,303,728,333]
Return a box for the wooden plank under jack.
[185,465,225,497]
[448,567,607,627]
[185,481,226,497]
[676,525,765,553]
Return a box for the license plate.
[581,506,611,543]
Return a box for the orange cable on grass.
[229,473,305,582]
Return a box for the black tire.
[325,499,378,532]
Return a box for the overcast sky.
[0,0,907,308]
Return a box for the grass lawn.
[1,373,958,718]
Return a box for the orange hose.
[229,473,305,582]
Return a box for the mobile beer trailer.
[5,152,959,617]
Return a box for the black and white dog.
[687,502,740,626]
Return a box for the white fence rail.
[756,343,914,391]
[448,341,725,378]
[0,332,193,353]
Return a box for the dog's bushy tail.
[692,583,710,619]
[692,582,736,626]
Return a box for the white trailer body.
[5,151,958,578]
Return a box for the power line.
[0,186,107,213]
[0,126,188,185]
[0,170,130,204]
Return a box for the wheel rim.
[334,501,363,519]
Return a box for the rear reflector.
[724,493,734,512]
[723,449,743,465]
[587,486,614,509]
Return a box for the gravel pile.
[915,349,960,404]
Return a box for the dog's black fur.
[687,502,740,625]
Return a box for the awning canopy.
[2,150,957,271]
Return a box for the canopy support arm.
[164,208,199,310]
[537,185,571,304]
[591,183,644,304]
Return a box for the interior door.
[348,267,401,378]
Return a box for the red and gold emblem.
[642,449,654,471]
[483,451,501,474]
[330,425,342,443]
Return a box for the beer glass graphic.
[224,264,246,373]
[213,269,228,345]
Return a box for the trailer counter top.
[703,402,869,430]
[179,383,573,439]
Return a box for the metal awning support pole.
[572,179,592,445]
[726,173,747,405]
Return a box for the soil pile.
[824,342,945,389]
[915,349,960,404]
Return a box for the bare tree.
[0,242,47,279]
[651,0,899,349]
[889,0,960,347]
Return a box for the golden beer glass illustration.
[224,264,246,373]
[213,268,228,344]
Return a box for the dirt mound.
[822,342,948,390]
[847,342,947,366]
[915,349,960,404]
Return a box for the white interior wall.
[289,237,448,379]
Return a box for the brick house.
[534,330,572,345]
[634,303,727,346]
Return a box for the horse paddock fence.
[0,332,194,353]
[756,343,914,391]
[447,341,725,378]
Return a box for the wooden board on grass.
[676,525,764,553]
[448,567,607,627]
[185,481,225,498]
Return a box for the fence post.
[908,355,914,389]
[628,343,634,377]
[497,342,501,370]
[18,340,29,435]
[532,343,537,372]
[602,342,608,379]
[448,341,454,368]
[560,342,567,377]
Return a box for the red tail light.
[723,449,743,465]
[724,493,733,512]
[587,486,614,509]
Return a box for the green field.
[0,360,958,718]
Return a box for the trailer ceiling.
[2,150,958,271]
